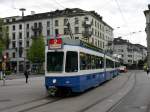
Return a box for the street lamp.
[19,8,26,72]
[144,4,150,67]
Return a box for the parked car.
[119,66,127,73]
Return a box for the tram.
[45,38,120,95]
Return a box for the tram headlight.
[52,79,57,84]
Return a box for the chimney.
[31,11,35,15]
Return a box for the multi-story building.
[3,8,114,73]
[113,37,147,65]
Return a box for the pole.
[146,23,150,68]
[104,50,106,73]
[144,5,150,68]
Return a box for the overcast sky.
[0,0,149,46]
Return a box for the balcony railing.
[82,20,92,28]
[31,25,43,32]
[82,30,93,38]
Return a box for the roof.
[4,8,113,29]
[114,37,147,50]
[113,37,130,45]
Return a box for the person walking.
[146,67,149,76]
[24,69,29,83]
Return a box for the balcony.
[31,25,43,32]
[82,20,92,28]
[82,30,93,38]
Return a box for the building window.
[12,25,15,31]
[34,32,37,37]
[95,21,97,27]
[12,33,15,40]
[64,28,69,35]
[12,18,16,22]
[26,41,29,47]
[47,30,50,36]
[19,32,22,39]
[55,29,59,36]
[19,41,22,47]
[75,27,79,34]
[118,49,123,52]
[6,26,9,31]
[6,19,9,23]
[64,19,68,26]
[12,52,16,58]
[26,24,29,29]
[75,37,79,39]
[128,60,132,63]
[19,24,22,30]
[34,23,37,28]
[12,42,16,48]
[103,42,104,48]
[27,32,29,38]
[39,22,42,27]
[128,55,132,57]
[75,18,79,24]
[47,21,50,27]
[55,20,59,26]
[92,38,94,44]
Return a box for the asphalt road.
[0,71,138,112]
[107,71,150,112]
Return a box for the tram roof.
[47,38,119,61]
[62,38,104,53]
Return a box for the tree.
[0,18,9,59]
[27,34,45,73]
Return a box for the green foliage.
[0,40,4,57]
[0,18,9,58]
[27,35,45,63]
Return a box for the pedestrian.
[24,69,29,83]
[146,67,149,75]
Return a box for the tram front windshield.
[47,52,64,72]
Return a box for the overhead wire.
[113,0,133,40]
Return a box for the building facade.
[113,37,147,65]
[3,8,114,73]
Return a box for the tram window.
[80,52,104,70]
[106,59,114,68]
[106,59,110,68]
[80,53,87,70]
[91,55,95,69]
[65,51,78,72]
[96,57,103,69]
[47,52,64,72]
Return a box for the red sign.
[48,38,62,49]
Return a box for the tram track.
[0,72,134,112]
[77,72,135,112]
[18,98,62,112]
[0,96,63,112]
[105,72,136,112]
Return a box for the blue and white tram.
[45,38,120,95]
